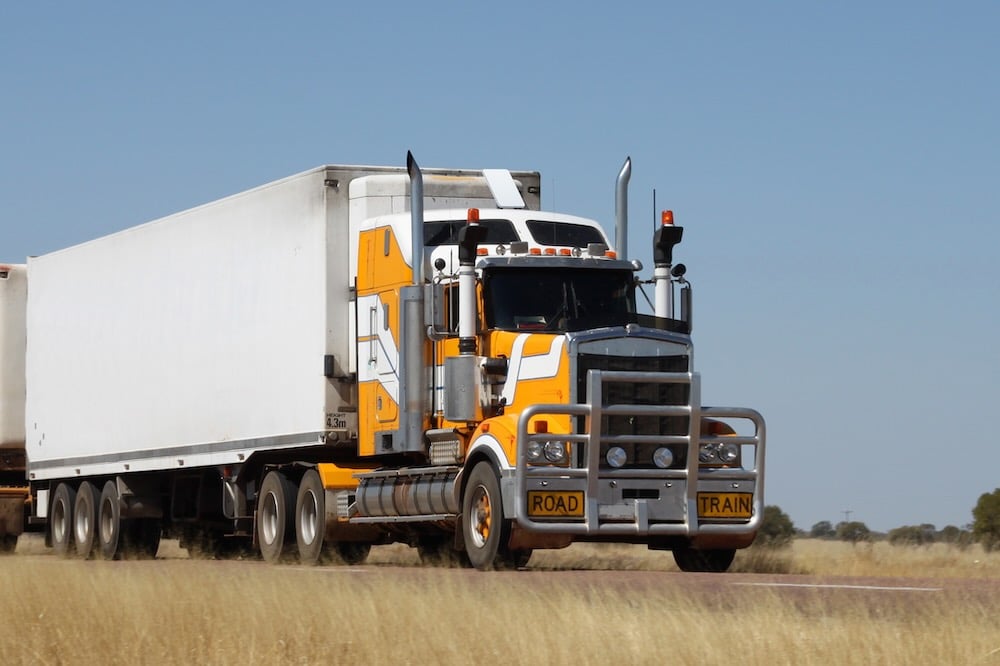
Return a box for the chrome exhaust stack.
[615,157,631,259]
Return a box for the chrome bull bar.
[513,370,766,536]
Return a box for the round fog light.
[606,446,627,468]
[652,447,674,469]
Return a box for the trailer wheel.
[98,480,124,560]
[258,470,295,564]
[50,483,76,556]
[295,469,326,565]
[73,481,100,559]
[462,462,511,571]
[672,547,736,573]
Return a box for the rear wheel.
[0,535,17,554]
[74,481,100,559]
[295,469,326,565]
[50,483,76,556]
[258,470,295,564]
[672,547,736,573]
[98,480,123,560]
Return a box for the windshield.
[424,219,519,246]
[526,220,605,247]
[483,267,636,332]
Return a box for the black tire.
[332,541,371,565]
[462,462,513,571]
[672,547,736,573]
[50,483,76,557]
[502,549,533,569]
[124,519,161,559]
[295,469,326,565]
[416,535,469,567]
[98,480,123,560]
[0,535,17,554]
[257,470,295,564]
[73,481,100,559]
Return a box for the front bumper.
[512,371,765,541]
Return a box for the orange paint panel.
[357,226,413,292]
[317,463,373,490]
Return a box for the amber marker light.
[661,210,674,226]
[467,208,480,223]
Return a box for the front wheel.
[462,462,513,571]
[672,547,736,573]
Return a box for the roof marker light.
[529,248,541,255]
[558,248,572,256]
[477,248,488,256]
[605,250,618,259]
[544,248,556,255]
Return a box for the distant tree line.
[757,488,1000,550]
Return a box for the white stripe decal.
[357,293,400,403]
[500,335,565,406]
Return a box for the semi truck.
[0,153,765,571]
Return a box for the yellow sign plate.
[527,491,585,517]
[697,492,753,519]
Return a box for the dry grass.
[2,537,999,664]
[0,556,997,665]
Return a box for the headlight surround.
[698,441,741,466]
[652,447,674,469]
[606,446,627,468]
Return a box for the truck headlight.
[718,442,740,464]
[543,441,567,463]
[527,441,543,463]
[698,442,741,466]
[606,446,627,468]
[698,444,717,464]
[652,447,674,468]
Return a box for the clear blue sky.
[3,2,998,532]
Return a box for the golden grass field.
[2,537,998,665]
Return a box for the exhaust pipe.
[399,152,427,452]
[407,151,424,285]
[615,157,631,260]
